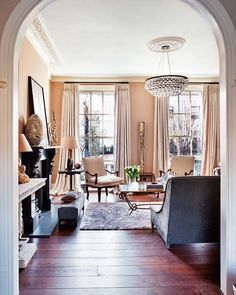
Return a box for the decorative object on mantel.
[144,36,189,97]
[48,111,58,145]
[138,122,145,174]
[18,134,32,184]
[0,80,7,89]
[61,136,79,171]
[18,163,30,184]
[25,114,43,146]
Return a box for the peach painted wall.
[130,83,155,172]
[18,37,50,133]
[50,82,155,183]
[50,81,64,183]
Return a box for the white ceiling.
[34,0,219,79]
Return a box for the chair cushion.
[87,175,124,186]
[83,156,106,180]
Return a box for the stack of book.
[146,183,163,190]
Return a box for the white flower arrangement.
[124,165,141,182]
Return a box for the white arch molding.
[0,0,235,294]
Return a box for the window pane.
[169,114,179,136]
[179,137,191,155]
[90,114,102,136]
[103,138,114,155]
[103,115,114,136]
[91,92,102,113]
[169,138,178,156]
[192,137,202,155]
[80,92,90,114]
[179,93,191,113]
[178,114,191,136]
[87,137,102,156]
[191,115,201,136]
[79,115,85,137]
[104,92,114,114]
[169,96,178,113]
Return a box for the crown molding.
[26,16,62,75]
[50,74,219,83]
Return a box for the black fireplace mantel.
[22,145,60,211]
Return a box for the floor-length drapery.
[152,96,170,177]
[51,83,80,195]
[114,84,131,178]
[201,84,220,175]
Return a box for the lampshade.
[145,37,189,97]
[61,136,79,150]
[19,134,32,152]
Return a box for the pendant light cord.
[166,50,172,75]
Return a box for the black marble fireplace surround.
[22,145,58,235]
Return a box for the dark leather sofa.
[151,176,220,248]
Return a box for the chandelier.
[144,37,189,97]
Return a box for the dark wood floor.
[19,192,221,294]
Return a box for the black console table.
[22,145,59,211]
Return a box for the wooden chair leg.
[98,188,101,202]
[105,188,108,196]
[86,185,89,200]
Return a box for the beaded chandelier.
[144,37,189,97]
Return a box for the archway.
[0,0,235,294]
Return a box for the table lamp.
[61,136,79,171]
[19,133,32,156]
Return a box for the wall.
[130,82,155,172]
[50,81,63,183]
[18,37,50,133]
[49,82,155,183]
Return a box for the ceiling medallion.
[145,37,189,97]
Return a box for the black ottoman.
[58,192,85,226]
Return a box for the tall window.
[169,90,202,174]
[79,90,115,168]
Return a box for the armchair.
[159,155,195,177]
[82,156,124,202]
[151,176,220,248]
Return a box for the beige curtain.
[201,84,220,175]
[114,84,131,178]
[153,96,170,177]
[51,83,80,195]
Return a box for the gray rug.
[80,202,154,230]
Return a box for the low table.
[119,182,164,214]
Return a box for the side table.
[58,169,84,191]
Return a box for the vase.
[128,176,137,184]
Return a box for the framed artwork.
[29,76,49,146]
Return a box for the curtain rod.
[189,82,219,85]
[64,81,128,84]
[64,81,219,85]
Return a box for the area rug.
[80,202,158,230]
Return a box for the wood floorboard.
[20,192,220,294]
[19,286,202,295]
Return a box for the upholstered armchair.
[159,155,195,177]
[82,156,124,202]
[151,176,220,248]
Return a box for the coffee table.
[119,182,164,214]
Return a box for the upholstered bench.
[58,192,85,226]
